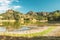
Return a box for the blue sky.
[0,0,60,13]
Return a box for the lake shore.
[0,26,56,37]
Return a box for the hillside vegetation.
[0,9,60,22]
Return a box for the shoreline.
[0,26,56,37]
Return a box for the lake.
[0,26,31,32]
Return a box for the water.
[0,27,6,32]
[0,26,31,32]
[13,27,31,32]
[0,22,38,32]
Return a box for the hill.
[0,9,60,22]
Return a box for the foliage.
[1,9,60,22]
[48,10,60,21]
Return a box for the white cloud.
[0,0,12,6]
[0,0,12,13]
[0,0,21,13]
[13,6,21,9]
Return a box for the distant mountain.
[0,9,60,22]
[26,11,37,16]
[26,11,49,20]
[26,11,49,16]
[0,9,23,20]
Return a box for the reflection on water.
[0,21,46,32]
[3,21,21,29]
[0,26,31,32]
[0,21,31,32]
[13,27,31,32]
[0,27,6,32]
